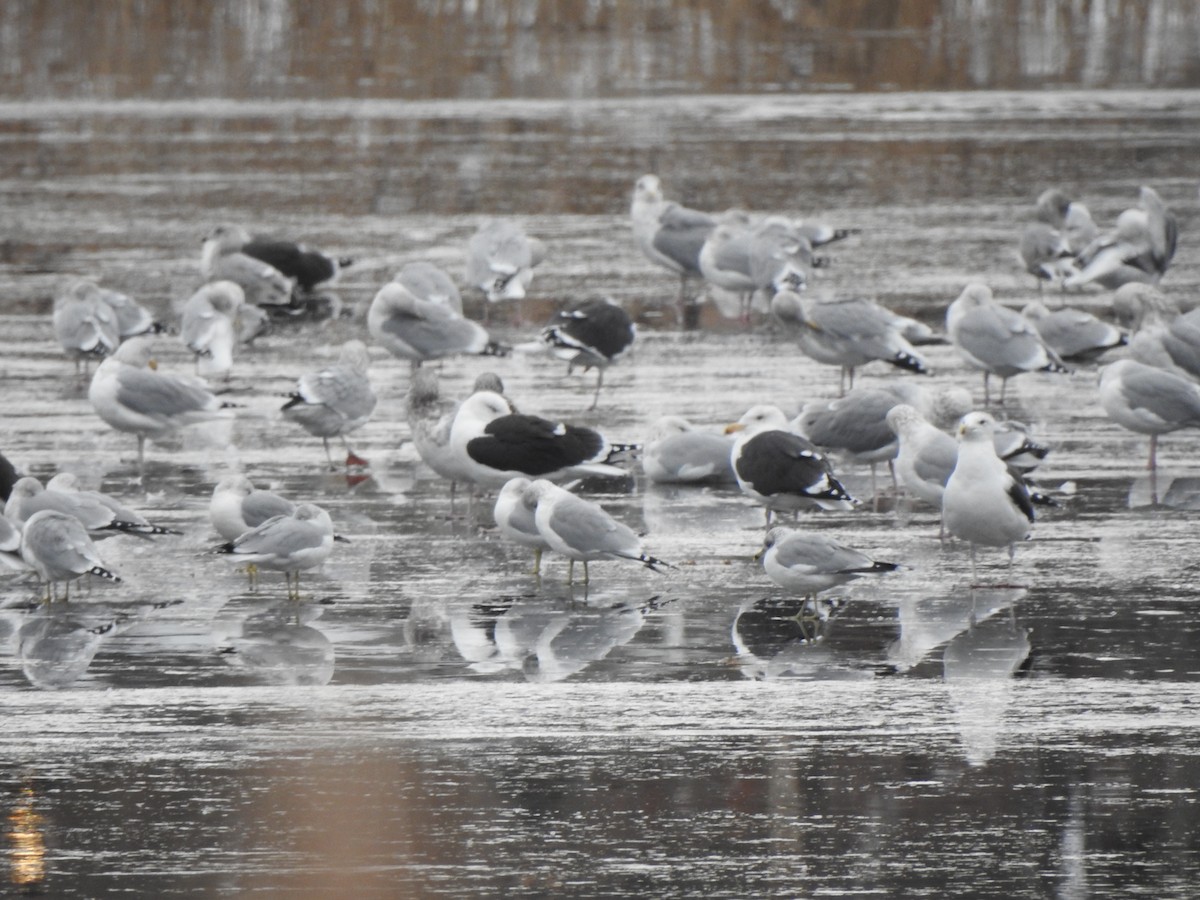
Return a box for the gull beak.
[724,423,746,435]
[752,548,764,561]
[147,359,159,371]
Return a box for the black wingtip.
[481,341,511,358]
[642,554,677,573]
[337,256,355,268]
[280,392,303,411]
[88,566,121,583]
[891,351,929,375]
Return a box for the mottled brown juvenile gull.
[180,281,244,380]
[210,475,296,543]
[88,335,236,476]
[726,405,856,525]
[201,224,295,307]
[368,281,507,370]
[405,369,511,495]
[1098,359,1200,472]
[448,391,627,490]
[539,297,636,409]
[945,283,1068,405]
[643,416,736,485]
[20,509,121,602]
[493,477,552,575]
[1021,301,1126,362]
[756,527,899,601]
[942,412,1034,581]
[771,291,929,395]
[53,280,120,374]
[281,339,376,469]
[218,503,344,600]
[526,479,670,584]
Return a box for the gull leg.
[982,373,991,407]
[1148,434,1158,472]
[566,559,574,585]
[870,464,879,512]
[136,435,146,480]
[530,547,542,577]
[321,437,336,471]
[589,370,603,411]
[970,543,979,586]
[581,560,590,585]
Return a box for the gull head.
[957,411,998,443]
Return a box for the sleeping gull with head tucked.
[756,527,900,601]
[493,476,552,575]
[20,509,121,602]
[466,219,545,322]
[53,280,120,374]
[218,502,345,600]
[201,224,295,308]
[180,281,244,380]
[1098,358,1200,474]
[210,475,296,543]
[368,280,507,370]
[643,416,736,485]
[281,339,376,469]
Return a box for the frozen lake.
[3,7,1200,896]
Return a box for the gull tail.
[1040,359,1072,375]
[846,561,902,575]
[605,442,641,463]
[810,474,858,511]
[634,553,676,574]
[889,351,929,375]
[88,566,121,583]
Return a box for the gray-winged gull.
[448,391,628,490]
[92,284,167,339]
[6,475,178,539]
[218,502,345,599]
[88,335,236,477]
[726,405,856,525]
[493,476,552,575]
[1021,301,1126,361]
[393,261,463,314]
[210,475,296,543]
[539,297,636,409]
[771,291,929,395]
[643,416,736,485]
[466,219,545,321]
[1116,284,1200,381]
[53,280,120,374]
[215,224,351,293]
[942,412,1035,581]
[946,283,1069,405]
[180,281,244,380]
[281,339,376,469]
[756,527,900,600]
[1065,187,1177,290]
[525,479,670,584]
[1098,359,1200,473]
[201,224,296,307]
[43,473,181,537]
[368,281,507,370]
[19,509,121,602]
[630,174,715,303]
[1018,222,1075,291]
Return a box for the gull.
[53,280,120,374]
[19,509,121,602]
[945,283,1069,405]
[755,527,900,601]
[88,335,236,477]
[1066,187,1178,290]
[493,477,552,575]
[643,416,736,485]
[1018,222,1075,291]
[466,219,545,321]
[539,297,636,409]
[179,281,244,380]
[630,174,715,305]
[448,391,628,491]
[212,224,351,294]
[771,291,929,395]
[393,261,463,314]
[209,475,296,543]
[942,412,1035,582]
[281,339,376,469]
[218,503,345,600]
[698,218,816,321]
[0,513,29,573]
[1098,359,1200,474]
[1034,188,1099,255]
[201,224,295,308]
[1,450,18,502]
[1021,301,1126,362]
[525,479,671,584]
[1116,284,1200,382]
[405,369,510,495]
[367,281,507,370]
[793,385,971,507]
[6,475,179,538]
[726,405,856,525]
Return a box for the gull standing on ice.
[216,224,351,294]
[493,477,552,575]
[726,405,856,525]
[20,509,121,602]
[1098,359,1200,474]
[643,416,736,485]
[281,339,377,469]
[88,335,236,477]
[218,503,345,600]
[368,280,507,370]
[946,283,1068,405]
[466,219,545,321]
[53,280,120,374]
[1066,187,1177,291]
[1021,301,1126,362]
[209,475,296,543]
[524,479,671,584]
[393,261,464,314]
[539,297,636,409]
[201,224,296,308]
[630,174,715,304]
[180,281,244,381]
[756,527,900,601]
[942,412,1035,582]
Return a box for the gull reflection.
[211,596,335,686]
[731,595,861,680]
[943,600,1032,767]
[450,590,664,682]
[17,604,119,690]
[886,588,1026,674]
[6,779,46,894]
